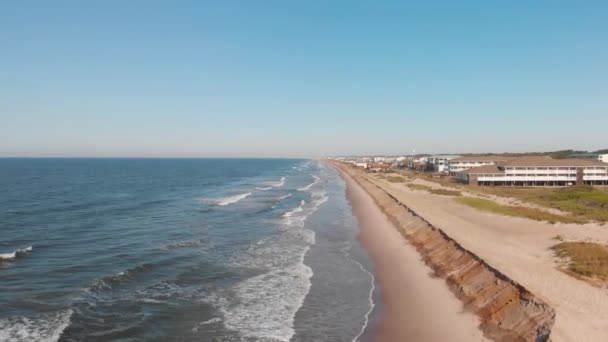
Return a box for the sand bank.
[362,171,608,342]
[339,167,490,342]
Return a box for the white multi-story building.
[455,156,608,186]
[448,156,513,174]
[427,155,461,173]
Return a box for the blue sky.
[1,1,607,157]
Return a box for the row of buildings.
[333,153,608,187]
[452,156,608,186]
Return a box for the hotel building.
[455,157,608,187]
[448,156,513,174]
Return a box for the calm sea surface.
[0,158,379,342]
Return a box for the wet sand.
[339,168,489,342]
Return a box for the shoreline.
[336,165,490,342]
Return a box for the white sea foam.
[191,317,222,332]
[272,176,286,187]
[218,192,252,206]
[255,186,273,191]
[277,193,292,200]
[342,244,376,342]
[219,262,313,341]
[0,309,72,342]
[208,188,329,341]
[0,246,33,261]
[203,192,252,206]
[297,175,321,191]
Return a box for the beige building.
[455,156,608,186]
[448,156,513,174]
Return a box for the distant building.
[448,156,513,174]
[568,153,608,164]
[427,155,461,173]
[455,156,608,186]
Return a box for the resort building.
[455,156,608,187]
[448,156,513,174]
[427,155,461,173]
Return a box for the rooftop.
[459,164,503,174]
[450,156,514,163]
[501,156,608,167]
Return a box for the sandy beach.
[338,167,489,342]
[360,171,608,342]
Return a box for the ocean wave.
[342,244,376,342]
[209,190,328,341]
[282,200,306,226]
[273,177,286,187]
[0,246,33,262]
[277,193,292,200]
[222,263,313,341]
[90,263,154,292]
[191,318,222,332]
[161,239,205,250]
[200,192,252,207]
[0,309,72,342]
[255,186,273,191]
[297,175,321,191]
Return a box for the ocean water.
[0,158,379,342]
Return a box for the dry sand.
[340,169,489,342]
[368,174,608,342]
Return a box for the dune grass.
[455,197,585,224]
[429,188,462,196]
[407,183,431,191]
[385,175,408,183]
[473,186,608,222]
[404,183,462,196]
[552,242,608,281]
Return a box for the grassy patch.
[407,183,431,191]
[472,186,608,222]
[385,175,408,183]
[552,242,608,281]
[429,188,462,196]
[537,186,608,222]
[405,183,461,196]
[455,197,584,224]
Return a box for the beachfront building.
[568,153,608,164]
[406,156,429,171]
[455,157,608,187]
[448,156,513,174]
[427,155,461,173]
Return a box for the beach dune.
[341,166,490,342]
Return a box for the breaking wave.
[201,192,252,207]
[208,186,328,341]
[273,177,286,187]
[256,186,273,191]
[0,246,33,262]
[298,175,320,191]
[0,309,72,342]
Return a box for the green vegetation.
[465,186,608,223]
[537,186,608,222]
[397,170,608,223]
[428,188,462,196]
[552,242,608,281]
[407,183,431,191]
[385,175,408,183]
[404,183,461,196]
[455,197,585,224]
